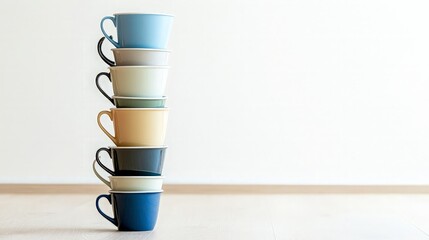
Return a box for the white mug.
[113,48,169,66]
[95,66,168,103]
[98,36,170,66]
[93,160,164,191]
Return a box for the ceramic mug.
[100,13,174,48]
[94,146,167,176]
[98,37,170,66]
[95,66,168,104]
[92,164,164,190]
[96,191,162,231]
[113,96,167,108]
[97,108,169,146]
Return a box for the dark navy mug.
[96,191,162,231]
[95,146,167,176]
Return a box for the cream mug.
[97,108,169,146]
[95,66,169,104]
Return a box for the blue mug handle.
[100,16,120,48]
[96,194,117,226]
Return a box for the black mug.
[94,146,167,176]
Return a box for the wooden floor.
[2,192,429,239]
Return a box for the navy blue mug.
[96,191,162,231]
[95,146,167,176]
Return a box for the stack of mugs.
[92,13,174,231]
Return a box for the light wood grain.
[1,192,429,239]
[2,184,429,194]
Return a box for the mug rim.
[113,96,167,100]
[108,176,164,179]
[110,107,169,111]
[113,13,174,17]
[109,190,164,193]
[109,66,169,69]
[111,48,171,53]
[109,145,168,149]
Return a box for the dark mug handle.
[97,37,115,66]
[95,194,117,226]
[95,72,114,104]
[96,147,114,176]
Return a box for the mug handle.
[95,194,117,226]
[95,72,114,104]
[97,37,115,66]
[96,147,115,176]
[92,159,110,187]
[100,16,120,48]
[97,110,117,145]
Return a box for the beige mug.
[97,108,169,146]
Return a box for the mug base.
[117,226,155,231]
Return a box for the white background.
[0,0,429,184]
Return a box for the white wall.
[1,0,429,184]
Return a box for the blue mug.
[96,191,162,231]
[100,13,174,48]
